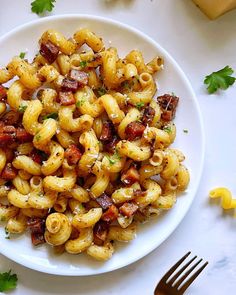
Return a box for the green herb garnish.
[31,0,56,15]
[163,126,172,133]
[5,228,10,239]
[18,104,27,113]
[0,270,18,292]
[204,66,236,94]
[80,61,87,68]
[97,87,107,97]
[76,98,86,107]
[35,134,41,141]
[136,102,145,110]
[42,112,58,120]
[19,52,26,59]
[183,129,188,133]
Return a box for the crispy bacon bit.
[69,70,88,86]
[16,128,33,142]
[93,220,109,245]
[119,202,139,217]
[103,136,119,153]
[125,121,146,141]
[27,217,46,246]
[1,163,17,180]
[1,111,20,125]
[40,41,59,64]
[96,193,113,210]
[30,149,43,164]
[0,133,14,147]
[157,94,179,121]
[58,91,75,106]
[0,85,7,102]
[142,106,155,126]
[121,166,140,186]
[2,125,16,134]
[64,144,82,165]
[101,204,119,223]
[100,121,114,141]
[61,78,78,93]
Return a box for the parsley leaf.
[136,102,145,110]
[5,227,10,239]
[19,52,26,59]
[106,156,116,165]
[204,66,236,94]
[42,112,58,120]
[163,126,172,134]
[35,134,41,141]
[31,0,56,15]
[105,151,121,165]
[96,87,107,97]
[183,129,188,133]
[80,61,87,68]
[18,104,27,113]
[76,98,86,107]
[0,270,18,292]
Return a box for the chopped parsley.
[35,134,41,141]
[163,126,172,133]
[183,129,188,133]
[18,104,27,113]
[80,61,87,68]
[0,270,18,292]
[0,216,6,222]
[5,227,10,239]
[76,98,86,107]
[106,151,121,165]
[42,112,58,120]
[19,52,26,59]
[96,87,107,97]
[31,0,56,15]
[204,66,236,94]
[136,102,145,110]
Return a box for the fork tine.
[161,252,191,282]
[167,256,197,285]
[178,261,208,293]
[173,258,203,289]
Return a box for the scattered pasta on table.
[0,28,190,261]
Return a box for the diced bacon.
[16,128,33,142]
[121,166,140,186]
[58,91,76,106]
[27,217,45,246]
[0,85,7,102]
[0,133,14,147]
[96,193,113,210]
[142,106,155,126]
[2,125,16,134]
[69,70,88,86]
[30,149,43,164]
[101,204,119,223]
[157,94,179,121]
[119,202,139,217]
[93,220,109,245]
[31,233,45,246]
[125,121,146,141]
[61,78,78,93]
[103,136,119,153]
[64,144,82,165]
[100,121,114,141]
[1,111,20,126]
[1,163,17,180]
[40,41,59,64]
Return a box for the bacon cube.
[40,41,59,64]
[64,144,82,165]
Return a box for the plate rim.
[0,14,205,276]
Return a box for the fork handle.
[154,291,166,295]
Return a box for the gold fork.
[154,252,208,295]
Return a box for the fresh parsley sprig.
[42,112,58,120]
[31,0,56,15]
[0,270,18,292]
[204,66,236,94]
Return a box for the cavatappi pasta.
[0,28,189,261]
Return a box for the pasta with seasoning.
[0,28,189,261]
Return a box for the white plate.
[0,15,204,276]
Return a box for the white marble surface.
[0,0,236,294]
